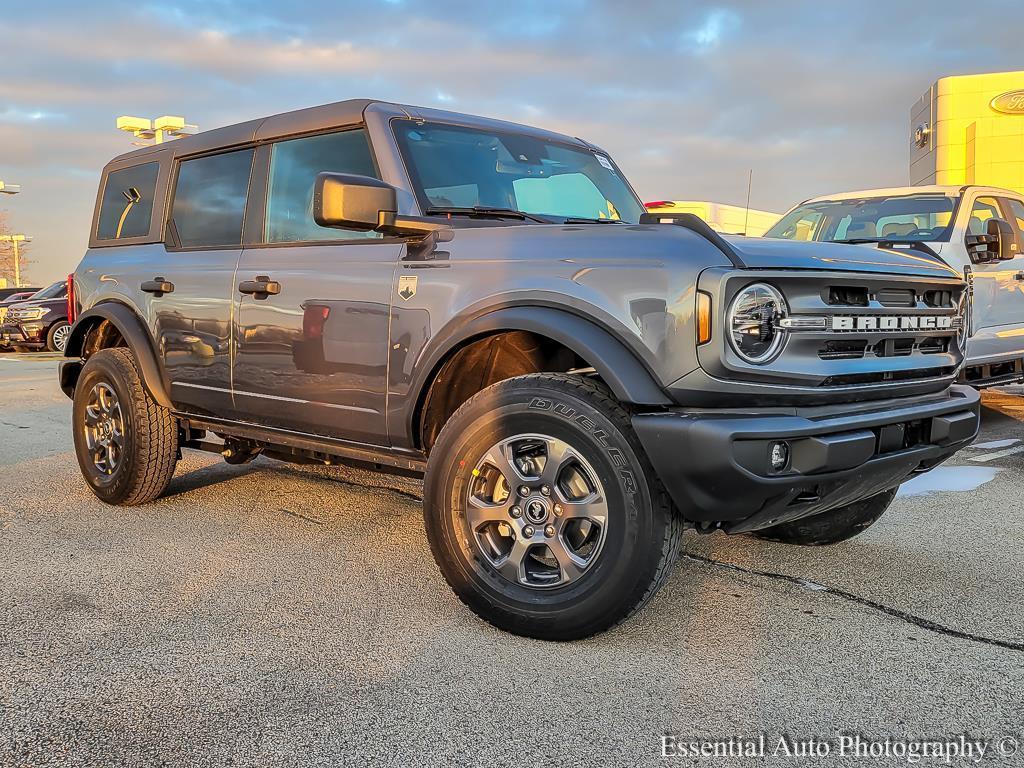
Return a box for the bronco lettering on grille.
[830,316,955,331]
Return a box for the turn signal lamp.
[696,291,713,345]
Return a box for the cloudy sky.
[1,0,1022,283]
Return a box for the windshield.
[765,194,958,243]
[30,281,67,300]
[393,119,644,223]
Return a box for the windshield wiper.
[425,206,549,224]
[833,237,913,244]
[561,217,626,224]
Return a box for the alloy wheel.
[83,382,125,476]
[464,433,609,589]
[52,323,71,352]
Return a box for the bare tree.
[0,210,33,287]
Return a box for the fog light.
[769,441,790,472]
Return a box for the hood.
[444,222,962,281]
[723,235,961,279]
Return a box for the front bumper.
[632,385,980,533]
[0,324,29,347]
[1,322,45,348]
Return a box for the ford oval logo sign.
[990,89,1024,114]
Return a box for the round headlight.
[727,283,787,364]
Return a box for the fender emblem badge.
[398,275,418,301]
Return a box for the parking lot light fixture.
[0,234,31,288]
[0,181,21,195]
[117,114,197,144]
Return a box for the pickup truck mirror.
[965,217,1016,262]
[313,172,453,242]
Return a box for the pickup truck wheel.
[423,373,683,640]
[72,348,179,506]
[47,321,71,353]
[750,488,898,546]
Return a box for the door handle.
[141,277,174,296]
[238,276,281,297]
[1015,271,1024,281]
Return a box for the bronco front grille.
[699,268,967,395]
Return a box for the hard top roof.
[105,99,595,167]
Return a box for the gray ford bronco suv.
[61,99,980,640]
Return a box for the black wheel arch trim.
[60,302,172,408]
[409,304,672,443]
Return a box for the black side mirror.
[313,173,397,231]
[991,218,1018,260]
[966,217,1015,262]
[313,172,453,242]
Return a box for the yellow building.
[911,71,1024,195]
[642,200,780,236]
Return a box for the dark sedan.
[0,281,70,352]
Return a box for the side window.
[171,149,255,248]
[966,196,1001,235]
[266,129,379,243]
[96,162,159,240]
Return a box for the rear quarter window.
[96,162,160,240]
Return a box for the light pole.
[0,234,30,288]
[0,181,21,195]
[116,115,197,144]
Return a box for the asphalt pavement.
[1,354,1022,767]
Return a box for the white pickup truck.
[766,185,1024,387]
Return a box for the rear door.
[232,128,400,444]
[156,148,254,414]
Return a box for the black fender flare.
[60,303,173,408]
[410,305,671,439]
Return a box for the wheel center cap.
[525,498,548,524]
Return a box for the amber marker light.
[697,291,713,345]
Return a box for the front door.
[231,128,400,445]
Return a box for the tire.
[750,487,898,546]
[423,373,684,641]
[46,321,71,353]
[72,348,179,505]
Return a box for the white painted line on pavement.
[970,439,1021,450]
[968,445,1024,463]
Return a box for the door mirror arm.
[377,211,454,243]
